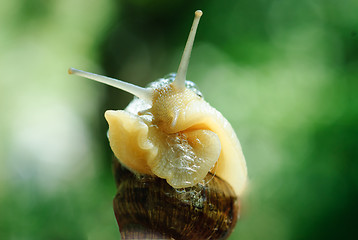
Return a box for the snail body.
[69,10,247,196]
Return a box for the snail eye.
[147,73,204,98]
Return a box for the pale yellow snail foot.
[104,110,156,175]
[105,110,222,189]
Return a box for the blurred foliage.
[0,0,357,239]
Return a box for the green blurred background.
[1,0,357,239]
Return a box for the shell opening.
[172,10,203,91]
[68,68,153,103]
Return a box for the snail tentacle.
[68,67,153,103]
[173,10,203,91]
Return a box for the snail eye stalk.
[172,10,203,91]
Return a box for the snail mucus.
[69,10,248,240]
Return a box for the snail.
[69,10,247,239]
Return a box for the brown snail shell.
[113,159,240,240]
